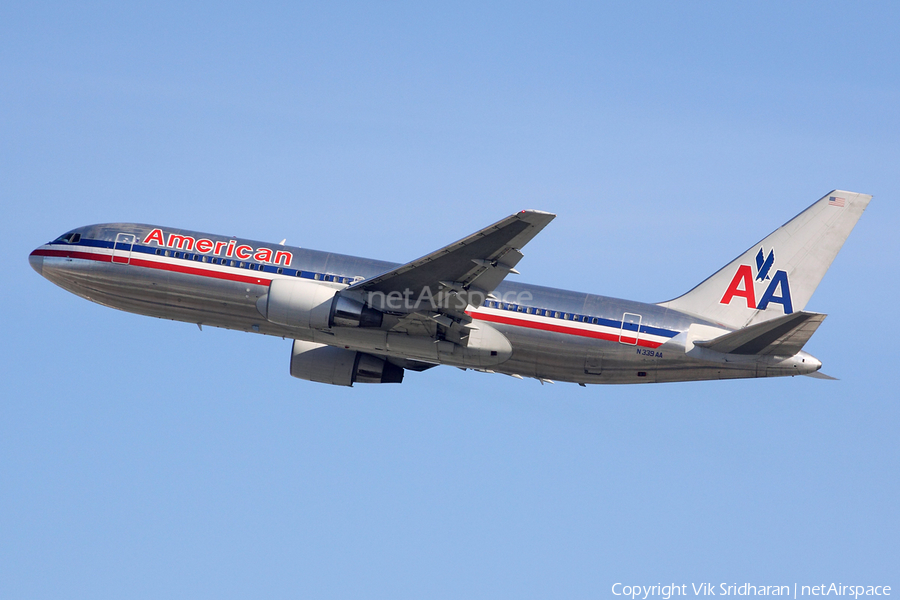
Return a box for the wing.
[346,210,555,315]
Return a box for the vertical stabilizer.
[659,190,871,329]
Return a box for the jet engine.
[290,340,403,386]
[258,279,383,330]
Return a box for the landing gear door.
[619,312,642,345]
[112,233,136,264]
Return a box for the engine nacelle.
[331,295,384,328]
[258,279,383,330]
[290,340,403,386]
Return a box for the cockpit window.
[53,232,81,244]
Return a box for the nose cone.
[28,251,43,276]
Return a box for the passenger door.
[112,233,135,264]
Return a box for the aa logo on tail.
[720,248,793,313]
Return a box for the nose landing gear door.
[112,233,136,264]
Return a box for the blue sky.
[2,2,898,598]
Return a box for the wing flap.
[694,311,826,355]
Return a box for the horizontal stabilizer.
[693,311,826,355]
[804,371,838,380]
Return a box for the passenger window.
[155,249,161,255]
[277,268,283,274]
[592,317,599,325]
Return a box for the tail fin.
[659,190,871,329]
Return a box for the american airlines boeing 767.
[30,191,870,386]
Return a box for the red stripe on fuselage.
[33,248,664,347]
[468,310,664,349]
[32,248,271,287]
[32,249,112,263]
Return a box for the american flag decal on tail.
[829,196,845,207]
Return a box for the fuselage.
[29,223,821,385]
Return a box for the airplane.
[29,190,870,387]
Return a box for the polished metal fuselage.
[30,223,820,385]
